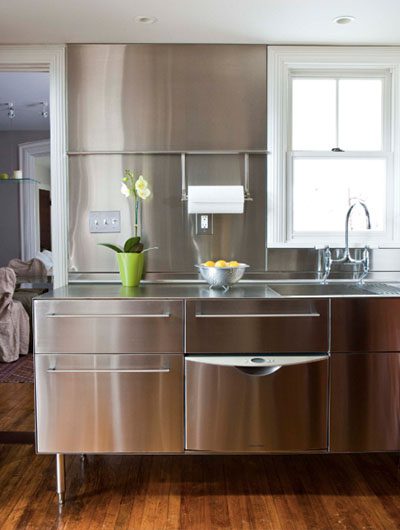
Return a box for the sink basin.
[270,283,372,297]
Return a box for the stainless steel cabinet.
[330,353,400,452]
[34,300,184,354]
[186,299,329,353]
[185,355,329,452]
[35,354,184,453]
[67,44,267,151]
[332,298,400,353]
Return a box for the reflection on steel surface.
[186,299,329,353]
[185,356,328,452]
[68,45,266,152]
[331,353,400,452]
[67,44,267,275]
[34,299,184,354]
[68,154,266,274]
[35,354,184,453]
[332,298,400,353]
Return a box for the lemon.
[203,261,215,267]
[228,261,240,267]
[215,260,228,268]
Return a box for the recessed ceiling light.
[333,15,356,25]
[134,15,158,24]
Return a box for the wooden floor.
[0,387,399,529]
[0,383,34,432]
[0,444,399,529]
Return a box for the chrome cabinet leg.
[56,453,65,505]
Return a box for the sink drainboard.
[365,283,400,296]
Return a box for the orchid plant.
[99,170,157,254]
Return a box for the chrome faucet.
[321,199,371,283]
[343,201,371,262]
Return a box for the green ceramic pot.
[116,252,144,287]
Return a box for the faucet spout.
[321,199,372,283]
[344,200,371,260]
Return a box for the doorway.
[0,46,66,444]
[19,138,51,261]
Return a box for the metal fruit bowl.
[195,263,249,290]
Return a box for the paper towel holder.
[187,186,245,214]
[180,152,255,202]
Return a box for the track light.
[7,103,15,120]
[41,101,49,119]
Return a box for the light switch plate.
[196,214,213,235]
[89,211,121,233]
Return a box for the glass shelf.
[0,178,39,184]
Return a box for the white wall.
[0,130,49,266]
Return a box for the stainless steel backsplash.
[67,44,267,152]
[67,43,268,274]
[69,154,266,273]
[67,44,400,278]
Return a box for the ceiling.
[0,0,399,45]
[0,72,50,131]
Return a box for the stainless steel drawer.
[186,299,328,353]
[332,298,400,353]
[185,354,328,452]
[34,300,183,353]
[35,354,184,453]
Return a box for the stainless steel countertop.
[35,281,400,300]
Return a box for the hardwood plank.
[0,383,34,432]
[0,447,399,530]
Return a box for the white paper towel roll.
[187,185,244,214]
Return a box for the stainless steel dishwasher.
[185,354,328,452]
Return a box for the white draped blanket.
[0,268,29,363]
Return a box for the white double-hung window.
[268,47,400,248]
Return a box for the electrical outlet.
[196,213,213,235]
[89,211,121,233]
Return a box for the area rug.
[0,354,33,383]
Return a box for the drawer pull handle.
[46,313,171,318]
[47,368,170,374]
[195,312,320,318]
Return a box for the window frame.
[267,46,400,248]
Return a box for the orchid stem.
[141,246,159,254]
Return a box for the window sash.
[288,70,391,153]
[286,151,394,245]
[267,46,400,249]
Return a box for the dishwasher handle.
[235,365,282,377]
[186,354,327,369]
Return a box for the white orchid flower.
[120,182,132,197]
[135,175,148,193]
[137,187,151,200]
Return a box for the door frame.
[19,139,50,261]
[0,45,68,288]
